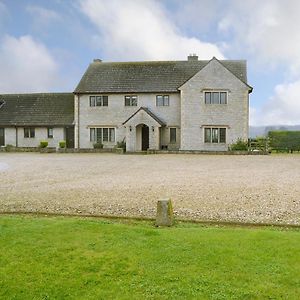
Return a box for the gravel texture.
[0,152,300,225]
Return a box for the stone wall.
[180,58,250,151]
[75,93,181,149]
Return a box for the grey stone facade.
[74,57,251,152]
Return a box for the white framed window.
[90,96,108,107]
[204,91,227,104]
[204,127,226,143]
[47,128,54,139]
[90,128,115,143]
[156,95,169,106]
[24,127,35,138]
[125,95,137,106]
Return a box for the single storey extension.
[0,93,74,148]
[0,55,252,151]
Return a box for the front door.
[141,125,149,150]
[65,127,74,148]
[0,128,4,146]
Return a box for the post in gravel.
[156,199,174,226]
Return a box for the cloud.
[79,0,224,61]
[218,1,300,73]
[26,5,61,25]
[251,80,300,126]
[0,35,60,93]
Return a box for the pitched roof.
[0,93,74,126]
[123,107,166,126]
[74,59,249,94]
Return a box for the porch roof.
[122,107,166,126]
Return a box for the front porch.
[123,107,166,152]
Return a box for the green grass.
[0,215,299,299]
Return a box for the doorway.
[0,128,4,146]
[65,127,74,148]
[141,124,149,150]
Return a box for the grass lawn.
[0,215,299,299]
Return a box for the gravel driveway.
[0,152,299,225]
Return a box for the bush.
[229,138,248,151]
[93,142,103,149]
[59,141,66,149]
[116,138,126,151]
[5,144,14,152]
[39,141,48,148]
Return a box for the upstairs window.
[90,95,108,107]
[204,127,226,143]
[24,127,35,138]
[204,91,227,104]
[156,95,169,106]
[125,95,137,106]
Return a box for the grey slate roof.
[123,107,166,126]
[0,93,74,126]
[74,58,250,94]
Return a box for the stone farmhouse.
[0,55,252,152]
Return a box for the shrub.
[93,142,103,149]
[5,144,14,152]
[39,141,48,148]
[116,138,126,151]
[229,138,248,151]
[59,141,66,149]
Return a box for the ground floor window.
[170,128,176,143]
[204,127,226,143]
[24,127,35,138]
[47,128,54,138]
[90,127,115,143]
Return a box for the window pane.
[125,96,130,106]
[170,128,176,143]
[131,96,137,106]
[90,128,95,142]
[103,128,108,141]
[219,128,226,143]
[205,92,211,104]
[212,92,219,104]
[103,96,108,106]
[96,96,102,106]
[156,95,163,106]
[204,128,211,143]
[96,128,102,142]
[109,128,115,142]
[90,96,95,107]
[220,92,227,104]
[212,128,219,143]
[24,128,29,138]
[163,95,169,106]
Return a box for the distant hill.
[249,125,300,138]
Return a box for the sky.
[0,0,299,126]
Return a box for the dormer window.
[90,95,108,107]
[204,91,227,104]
